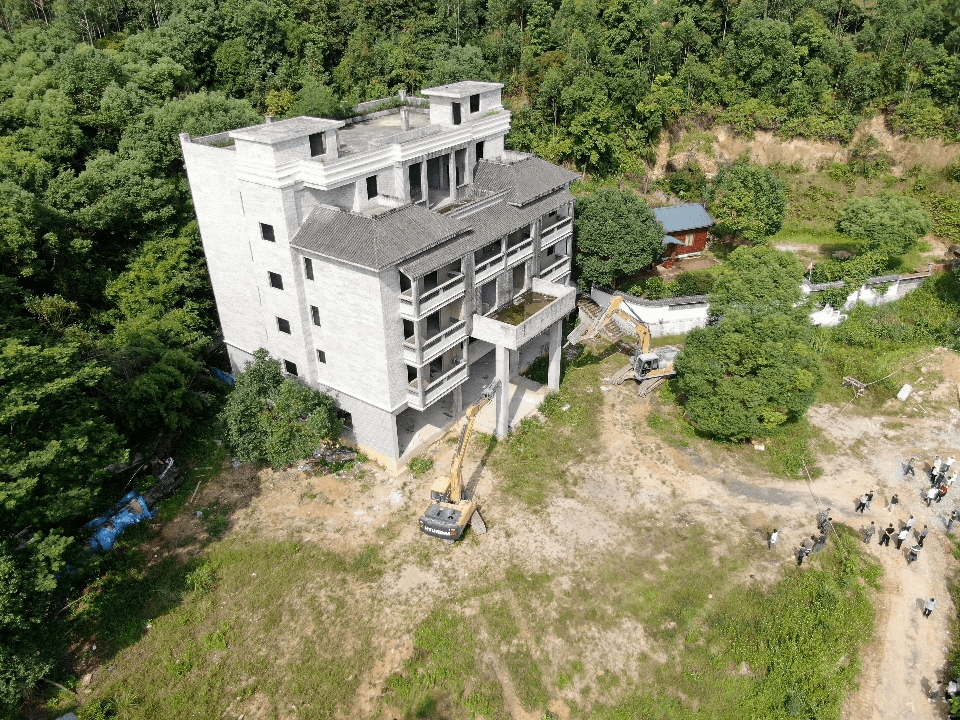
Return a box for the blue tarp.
[210,367,236,386]
[84,490,157,552]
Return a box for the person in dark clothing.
[864,522,877,544]
[948,510,958,533]
[889,494,899,513]
[918,525,930,547]
[904,456,916,476]
[797,546,812,566]
[908,545,922,564]
[812,534,827,553]
[880,525,895,546]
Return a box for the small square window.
[316,349,326,363]
[470,94,480,113]
[311,305,321,326]
[268,271,283,290]
[277,317,291,334]
[452,102,461,125]
[284,360,298,376]
[304,257,314,280]
[309,132,325,157]
[476,141,484,160]
[366,175,378,199]
[260,223,275,242]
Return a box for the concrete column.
[495,344,510,438]
[453,385,463,416]
[420,160,428,208]
[448,152,457,202]
[548,320,562,391]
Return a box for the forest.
[1,0,960,711]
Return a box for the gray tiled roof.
[473,157,579,206]
[400,190,574,278]
[653,204,716,233]
[291,204,467,270]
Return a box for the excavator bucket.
[470,509,487,534]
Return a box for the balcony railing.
[407,360,468,408]
[539,254,570,279]
[402,320,467,365]
[474,252,504,281]
[540,217,572,244]
[506,238,533,262]
[400,273,465,317]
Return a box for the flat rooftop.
[336,111,431,156]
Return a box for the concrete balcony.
[399,273,465,318]
[506,237,534,264]
[402,319,467,365]
[471,279,576,350]
[407,359,469,410]
[474,252,505,283]
[540,217,572,247]
[539,254,571,282]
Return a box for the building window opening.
[425,310,441,338]
[316,349,326,363]
[268,271,283,289]
[422,269,439,291]
[311,305,321,326]
[426,155,450,207]
[409,162,422,202]
[336,407,352,426]
[400,272,412,294]
[366,175,378,199]
[277,317,291,334]
[475,240,501,265]
[407,364,418,384]
[403,319,415,342]
[429,356,443,380]
[455,148,466,187]
[304,257,314,280]
[452,102,461,125]
[284,360,298,375]
[260,223,275,242]
[470,94,480,113]
[476,141,484,160]
[309,132,325,157]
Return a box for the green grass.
[68,539,385,720]
[490,345,620,510]
[409,455,434,478]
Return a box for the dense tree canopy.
[707,162,789,245]
[708,245,806,318]
[574,189,664,286]
[836,192,933,258]
[676,247,824,440]
[220,350,343,468]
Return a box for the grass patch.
[409,456,434,478]
[491,345,621,510]
[72,538,385,719]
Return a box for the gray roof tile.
[291,204,467,270]
[473,157,579,206]
[653,204,716,233]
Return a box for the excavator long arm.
[448,381,500,502]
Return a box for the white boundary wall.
[590,269,938,336]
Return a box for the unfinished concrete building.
[180,81,577,469]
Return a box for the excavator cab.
[634,351,661,378]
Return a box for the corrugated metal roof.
[473,157,579,206]
[291,204,467,270]
[653,204,716,233]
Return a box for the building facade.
[180,81,578,469]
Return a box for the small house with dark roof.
[653,204,716,268]
[180,82,577,470]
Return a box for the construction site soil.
[68,347,960,720]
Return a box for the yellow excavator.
[418,381,499,542]
[571,296,679,395]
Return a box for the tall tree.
[574,189,664,286]
[707,161,788,244]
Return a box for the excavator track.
[611,363,635,385]
[638,377,667,398]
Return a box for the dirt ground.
[149,348,960,719]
